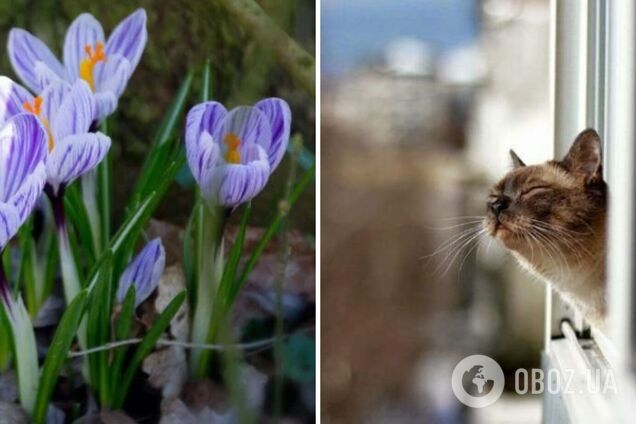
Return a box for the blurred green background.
[0,0,315,231]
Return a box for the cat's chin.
[486,222,520,250]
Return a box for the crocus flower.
[185,98,291,207]
[116,238,165,307]
[0,112,46,415]
[0,113,47,253]
[8,9,147,121]
[0,76,111,196]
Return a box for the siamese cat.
[485,129,606,326]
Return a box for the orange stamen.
[79,42,107,91]
[224,133,241,164]
[22,96,42,116]
[23,96,54,151]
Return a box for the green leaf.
[64,185,96,264]
[183,197,200,295]
[129,71,192,209]
[116,285,137,340]
[110,285,136,402]
[17,218,37,316]
[97,149,112,252]
[33,291,87,424]
[112,291,186,409]
[201,59,212,102]
[86,253,113,405]
[0,306,11,371]
[153,71,193,147]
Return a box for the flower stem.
[190,203,226,377]
[81,170,102,256]
[0,260,12,318]
[47,187,82,304]
[46,186,87,350]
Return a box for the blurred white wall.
[468,0,552,177]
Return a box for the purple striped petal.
[187,131,220,189]
[94,92,118,121]
[94,54,131,98]
[46,132,111,194]
[207,145,270,207]
[39,81,71,127]
[0,77,33,127]
[185,102,227,184]
[0,114,47,202]
[35,62,67,89]
[8,28,67,93]
[213,106,272,154]
[185,101,228,149]
[0,202,20,252]
[63,13,106,82]
[116,238,165,307]
[51,81,95,141]
[254,98,291,171]
[105,9,147,75]
[9,162,46,222]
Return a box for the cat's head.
[484,129,607,252]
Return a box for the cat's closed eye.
[520,185,552,198]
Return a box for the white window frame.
[543,1,636,422]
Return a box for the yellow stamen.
[79,42,107,91]
[23,97,54,151]
[224,133,241,164]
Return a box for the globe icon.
[461,365,495,397]
[452,355,505,408]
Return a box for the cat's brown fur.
[484,129,607,326]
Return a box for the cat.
[484,129,607,327]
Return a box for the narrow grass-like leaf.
[97,152,112,252]
[0,306,11,371]
[153,72,193,147]
[128,71,192,211]
[183,197,200,295]
[64,185,96,264]
[110,285,136,401]
[86,253,113,405]
[112,291,186,408]
[33,291,87,424]
[17,219,37,316]
[201,59,212,102]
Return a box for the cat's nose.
[489,197,510,216]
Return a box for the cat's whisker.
[440,228,486,276]
[531,224,594,259]
[434,215,486,222]
[423,220,485,231]
[457,230,486,275]
[422,226,483,260]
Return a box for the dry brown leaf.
[155,265,189,341]
[147,219,185,266]
[159,398,232,424]
[100,409,136,424]
[0,401,28,424]
[142,346,187,399]
[0,372,18,403]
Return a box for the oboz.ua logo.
[451,355,505,408]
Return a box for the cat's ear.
[562,128,602,183]
[509,149,526,168]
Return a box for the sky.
[321,0,479,77]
